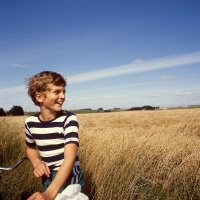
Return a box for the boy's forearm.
[45,157,75,199]
[45,144,77,199]
[26,145,42,168]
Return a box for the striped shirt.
[25,110,81,181]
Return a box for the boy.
[25,71,84,200]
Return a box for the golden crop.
[0,109,200,200]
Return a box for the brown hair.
[27,71,66,106]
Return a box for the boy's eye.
[53,90,65,94]
[52,90,60,94]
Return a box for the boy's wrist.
[45,187,57,200]
[33,159,43,169]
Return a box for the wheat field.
[0,109,200,200]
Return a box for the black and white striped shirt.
[25,110,80,173]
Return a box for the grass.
[0,116,41,199]
[0,109,200,200]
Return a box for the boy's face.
[36,84,66,112]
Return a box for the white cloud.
[102,95,123,99]
[0,85,26,94]
[133,59,143,63]
[189,100,200,104]
[175,92,193,96]
[155,75,176,81]
[11,63,29,68]
[148,94,161,97]
[80,97,90,101]
[1,51,200,96]
[67,51,200,84]
[67,96,123,103]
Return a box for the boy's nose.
[60,92,65,99]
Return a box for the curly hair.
[27,71,66,106]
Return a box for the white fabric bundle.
[55,184,89,200]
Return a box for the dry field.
[0,109,200,200]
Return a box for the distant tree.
[128,107,142,111]
[0,108,6,116]
[98,107,104,111]
[142,105,154,110]
[8,105,24,116]
[104,109,111,112]
[128,105,159,111]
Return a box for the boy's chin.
[56,107,63,111]
[54,105,63,111]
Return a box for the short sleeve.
[63,114,79,146]
[25,122,36,148]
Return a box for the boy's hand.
[34,162,50,178]
[27,191,52,200]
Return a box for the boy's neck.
[39,109,61,121]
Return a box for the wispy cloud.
[67,96,123,102]
[132,59,143,64]
[148,94,161,97]
[155,75,176,81]
[67,51,200,84]
[101,95,123,99]
[1,52,200,95]
[0,85,26,94]
[175,92,193,96]
[11,63,29,68]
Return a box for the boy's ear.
[35,92,44,104]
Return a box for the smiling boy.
[25,71,84,200]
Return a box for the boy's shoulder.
[25,113,39,123]
[62,110,78,121]
[25,111,77,124]
[62,110,76,117]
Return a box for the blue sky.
[0,0,200,111]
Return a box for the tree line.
[0,106,24,116]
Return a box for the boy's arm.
[26,145,50,178]
[28,143,77,200]
[44,143,77,199]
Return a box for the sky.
[0,0,200,111]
